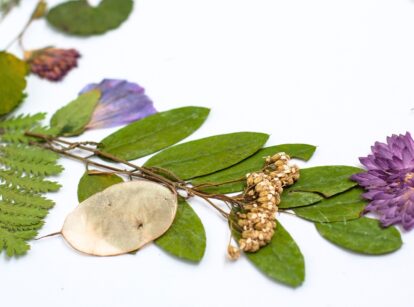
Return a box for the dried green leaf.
[77,172,124,202]
[279,191,323,209]
[46,0,133,36]
[292,188,366,222]
[191,144,316,194]
[286,165,362,197]
[63,181,177,256]
[155,199,206,262]
[235,221,305,287]
[145,132,269,180]
[0,52,27,116]
[99,107,210,161]
[315,217,402,255]
[50,90,101,136]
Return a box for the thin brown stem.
[26,131,246,220]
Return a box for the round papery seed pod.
[61,181,177,256]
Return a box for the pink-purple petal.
[352,132,414,230]
[80,79,157,129]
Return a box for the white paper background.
[1,1,414,306]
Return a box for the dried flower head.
[227,245,240,261]
[25,47,80,81]
[352,132,414,230]
[237,152,299,252]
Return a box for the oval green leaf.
[191,144,316,194]
[239,221,305,287]
[292,188,366,222]
[155,199,206,262]
[279,191,323,209]
[50,90,101,137]
[0,52,27,116]
[287,165,363,197]
[77,172,124,203]
[315,217,402,255]
[46,0,133,36]
[145,132,269,180]
[99,106,210,161]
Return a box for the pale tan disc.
[62,181,177,256]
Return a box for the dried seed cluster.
[237,152,299,253]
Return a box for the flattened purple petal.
[80,79,157,129]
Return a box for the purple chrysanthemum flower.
[80,79,157,129]
[352,132,414,230]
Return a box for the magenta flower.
[80,79,157,129]
[352,132,414,230]
[25,47,80,81]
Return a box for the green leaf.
[0,52,27,116]
[155,199,206,262]
[292,188,366,222]
[99,107,210,161]
[145,132,269,180]
[50,90,100,136]
[46,0,133,36]
[279,191,323,209]
[287,165,362,197]
[77,172,124,203]
[315,217,402,255]
[191,144,316,194]
[236,221,305,287]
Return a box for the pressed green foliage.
[192,144,316,194]
[286,165,362,197]
[315,217,402,255]
[0,52,27,116]
[145,132,269,180]
[155,199,206,262]
[237,221,305,287]
[46,0,133,36]
[77,172,124,202]
[0,114,62,257]
[50,90,100,136]
[292,188,366,222]
[99,107,210,161]
[279,191,323,209]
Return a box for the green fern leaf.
[0,186,55,209]
[0,113,62,257]
[0,228,32,257]
[0,156,63,176]
[0,171,61,193]
[0,113,46,131]
[0,145,59,164]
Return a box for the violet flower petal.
[80,79,157,129]
[352,132,414,230]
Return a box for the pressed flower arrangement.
[0,0,412,291]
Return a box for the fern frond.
[0,201,49,218]
[0,113,46,131]
[0,131,30,144]
[0,228,32,257]
[0,145,59,164]
[0,156,63,176]
[0,113,62,257]
[0,186,55,210]
[0,171,61,193]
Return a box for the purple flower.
[25,47,80,81]
[80,79,157,129]
[352,132,414,230]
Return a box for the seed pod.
[62,181,177,256]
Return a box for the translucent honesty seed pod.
[61,181,178,256]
